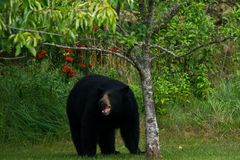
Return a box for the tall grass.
[205,79,240,130]
[0,62,73,143]
[160,72,240,134]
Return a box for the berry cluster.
[61,47,93,78]
[36,49,47,59]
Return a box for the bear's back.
[77,75,127,92]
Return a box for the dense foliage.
[151,1,240,113]
[0,63,71,142]
[1,0,239,107]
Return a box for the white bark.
[138,56,160,158]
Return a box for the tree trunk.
[138,56,160,158]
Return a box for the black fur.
[67,75,141,156]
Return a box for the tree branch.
[183,36,235,57]
[0,52,27,60]
[150,36,236,60]
[8,26,63,37]
[144,0,156,45]
[7,26,136,66]
[43,42,136,67]
[8,26,97,41]
[116,24,129,36]
[146,0,155,29]
[139,0,145,21]
[150,44,179,57]
[116,1,121,17]
[147,0,155,21]
[160,3,181,28]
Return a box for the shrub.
[153,67,191,115]
[0,63,73,143]
[130,84,144,113]
[159,72,240,133]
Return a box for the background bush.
[159,71,240,133]
[0,62,72,143]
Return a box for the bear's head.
[98,86,129,116]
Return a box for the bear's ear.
[120,86,129,94]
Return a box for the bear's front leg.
[69,126,84,156]
[120,115,141,154]
[98,129,117,154]
[120,127,140,154]
[81,108,98,157]
[81,125,97,156]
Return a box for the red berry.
[67,70,77,77]
[65,56,74,63]
[65,48,73,53]
[62,65,71,73]
[89,64,93,68]
[41,49,47,55]
[80,63,87,68]
[77,56,84,63]
[37,53,44,59]
[108,47,119,52]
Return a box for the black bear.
[67,75,141,156]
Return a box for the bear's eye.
[107,92,112,97]
[99,100,105,107]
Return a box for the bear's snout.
[99,94,111,116]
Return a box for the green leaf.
[15,44,21,56]
[75,19,80,30]
[13,34,19,44]
[25,44,36,56]
[34,1,42,10]
[19,33,26,45]
[69,30,75,40]
[0,18,6,31]
[9,34,16,40]
[33,37,38,47]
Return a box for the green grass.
[1,132,240,160]
[160,131,240,160]
[162,140,240,160]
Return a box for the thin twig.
[8,26,63,37]
[117,24,129,36]
[153,4,181,33]
[150,36,236,60]
[182,36,235,57]
[43,42,136,67]
[8,26,98,41]
[0,53,27,60]
[116,1,121,17]
[161,4,181,27]
[150,44,179,57]
[139,0,145,21]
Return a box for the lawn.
[1,131,240,160]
